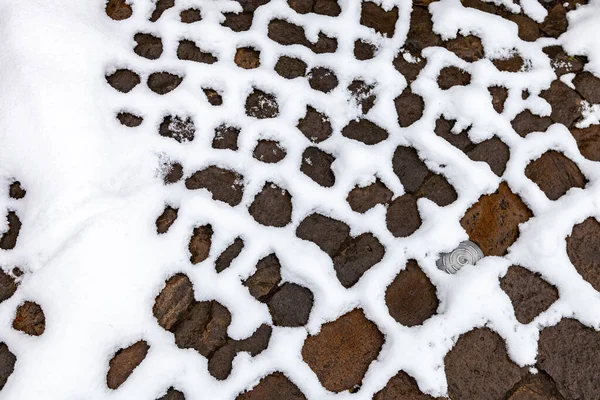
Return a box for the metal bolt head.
[436,240,484,274]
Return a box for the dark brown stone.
[0,270,17,304]
[314,0,341,16]
[267,283,314,326]
[405,8,441,55]
[288,0,314,13]
[507,15,540,42]
[302,309,384,393]
[434,118,471,151]
[505,372,564,400]
[163,162,183,184]
[573,71,600,104]
[392,146,429,193]
[235,47,261,69]
[172,301,230,357]
[500,265,559,324]
[297,106,332,143]
[185,166,244,206]
[134,33,163,60]
[511,110,553,137]
[374,370,439,400]
[395,89,424,127]
[208,342,236,380]
[107,341,149,389]
[153,274,195,331]
[296,213,350,257]
[274,56,307,79]
[333,233,385,288]
[438,66,471,89]
[158,388,185,400]
[235,323,272,356]
[525,150,587,200]
[236,0,269,13]
[540,80,582,127]
[445,35,483,62]
[543,46,586,76]
[149,0,174,22]
[467,136,510,176]
[300,146,335,187]
[215,238,244,273]
[222,12,253,32]
[253,140,286,163]
[245,89,279,119]
[188,225,213,264]
[267,19,310,47]
[417,174,458,207]
[156,206,178,234]
[492,54,525,72]
[0,343,15,391]
[148,72,183,95]
[489,86,509,113]
[540,3,568,38]
[117,112,143,127]
[354,40,376,61]
[310,32,338,54]
[9,181,26,199]
[106,69,140,93]
[566,217,600,292]
[181,8,202,23]
[236,372,306,400]
[460,182,533,256]
[538,319,600,400]
[393,52,425,83]
[212,125,240,151]
[341,118,388,145]
[308,67,338,93]
[13,301,45,336]
[348,80,375,114]
[248,183,293,227]
[445,328,524,400]
[570,124,600,161]
[386,194,422,238]
[159,115,195,143]
[347,179,393,213]
[0,212,21,250]
[106,0,132,20]
[360,2,398,37]
[244,254,282,301]
[385,260,438,327]
[203,88,223,106]
[177,40,217,64]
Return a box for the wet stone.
[172,301,231,357]
[134,33,163,60]
[244,254,282,301]
[374,370,439,400]
[163,162,183,184]
[341,118,388,145]
[0,212,21,250]
[188,225,213,264]
[467,136,510,176]
[215,238,244,273]
[347,179,393,213]
[159,115,195,143]
[156,206,178,234]
[386,194,422,238]
[274,56,307,79]
[537,319,600,400]
[0,270,17,304]
[348,80,375,114]
[570,124,600,161]
[236,372,306,400]
[203,88,223,106]
[177,40,217,64]
[212,125,240,151]
[444,328,524,400]
[9,181,26,199]
[395,89,425,127]
[148,72,183,95]
[445,35,483,62]
[573,71,600,104]
[489,86,509,114]
[308,67,338,93]
[153,274,195,331]
[393,52,425,83]
[267,282,314,327]
[438,66,471,89]
[525,150,587,200]
[360,1,398,37]
[544,46,586,76]
[500,265,558,324]
[180,8,202,23]
[492,54,525,72]
[13,301,45,336]
[245,89,279,119]
[354,40,376,60]
[235,47,261,69]
[117,112,143,127]
[540,80,582,127]
[106,69,140,93]
[300,146,335,187]
[511,110,553,137]
[296,213,350,257]
[222,12,253,32]
[460,182,532,256]
[385,260,438,327]
[297,106,332,143]
[0,343,15,391]
[107,341,149,390]
[417,174,458,207]
[333,233,385,288]
[106,0,132,20]
[540,3,568,38]
[248,183,293,227]
[392,146,429,193]
[149,0,174,22]
[434,118,471,151]
[185,166,244,206]
[302,309,384,393]
[158,388,185,400]
[253,140,286,163]
[566,217,600,292]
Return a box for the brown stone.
[9,181,26,199]
[105,0,132,20]
[267,283,314,326]
[445,328,524,400]
[392,146,429,193]
[248,183,293,227]
[254,140,286,163]
[333,233,385,288]
[348,80,376,114]
[156,206,178,234]
[188,225,213,265]
[172,301,231,357]
[106,69,140,93]
[159,115,195,143]
[507,14,540,42]
[222,12,253,32]
[235,47,261,69]
[386,194,422,238]
[302,309,384,392]
[434,118,471,151]
[236,0,269,13]
[117,112,143,127]
[405,8,441,55]
[107,341,149,389]
[297,106,332,143]
[300,146,335,187]
[185,166,244,206]
[566,217,600,292]
[374,370,439,400]
[181,8,202,23]
[570,124,600,161]
[296,213,350,257]
[0,212,21,250]
[312,32,338,54]
[215,238,244,273]
[153,274,195,331]
[543,46,586,76]
[0,270,17,304]
[149,0,174,22]
[354,40,376,61]
[177,40,217,64]
[360,2,398,37]
[134,33,163,60]
[244,254,282,301]
[307,67,338,93]
[540,80,582,127]
[148,72,183,95]
[245,89,279,119]
[511,110,553,137]
[538,319,600,400]
[203,88,223,106]
[393,52,425,83]
[274,56,307,79]
[157,387,185,400]
[267,19,310,47]
[417,174,458,207]
[212,125,240,151]
[492,54,524,72]
[288,0,314,13]
[540,3,568,38]
[445,35,483,62]
[506,372,564,400]
[500,265,559,324]
[385,260,438,327]
[525,150,587,200]
[163,162,183,184]
[347,179,393,213]
[0,343,15,391]
[235,323,272,356]
[395,89,424,127]
[467,136,510,176]
[573,71,600,104]
[341,118,388,145]
[489,86,508,113]
[460,182,532,256]
[236,372,306,400]
[13,301,45,336]
[438,66,471,89]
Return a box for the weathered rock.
[297,106,332,143]
[267,283,314,326]
[332,233,385,288]
[566,217,600,292]
[185,166,244,206]
[347,179,393,213]
[106,69,140,93]
[505,372,564,400]
[148,72,183,95]
[360,2,398,37]
[405,7,441,54]
[159,115,195,143]
[302,309,384,392]
[177,40,217,63]
[203,88,223,106]
[235,323,272,356]
[341,118,389,145]
[153,274,195,331]
[395,89,425,127]
[0,212,21,250]
[274,56,307,79]
[248,183,293,227]
[386,194,422,238]
[511,110,553,137]
[525,150,587,200]
[134,33,163,60]
[296,213,350,257]
[354,40,376,60]
[374,370,439,400]
[308,67,338,93]
[467,136,510,176]
[392,146,429,193]
[117,112,143,127]
[434,118,471,151]
[157,387,185,400]
[188,225,213,265]
[438,66,471,89]
[0,343,15,391]
[235,47,261,69]
[313,0,341,16]
[445,35,483,62]
[212,125,240,151]
[244,254,281,301]
[105,0,132,20]
[461,182,532,256]
[311,33,338,54]
[540,3,568,38]
[107,341,149,389]
[573,71,600,104]
[0,270,17,304]
[222,12,253,32]
[9,181,26,199]
[254,140,286,163]
[393,52,425,83]
[181,8,202,23]
[288,0,315,14]
[489,86,509,113]
[236,0,269,13]
[268,19,310,47]
[570,124,600,161]
[245,89,279,119]
[348,80,376,114]
[13,301,45,336]
[236,372,306,400]
[417,174,458,207]
[163,162,183,184]
[172,301,231,357]
[507,14,540,42]
[156,206,178,234]
[149,0,174,22]
[215,238,244,273]
[492,54,524,72]
[300,146,335,187]
[540,80,582,127]
[543,46,586,76]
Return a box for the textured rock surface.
[525,150,587,200]
[566,217,600,292]
[106,341,149,389]
[237,372,306,400]
[248,183,293,227]
[374,370,439,399]
[185,166,244,206]
[13,301,45,336]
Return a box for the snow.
[0,0,598,399]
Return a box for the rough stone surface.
[245,89,279,119]
[177,40,217,64]
[274,56,307,79]
[395,90,425,127]
[267,283,314,327]
[525,150,587,200]
[540,80,582,127]
[235,47,261,69]
[297,106,332,143]
[156,206,178,234]
[566,217,600,292]
[106,69,140,93]
[434,118,471,151]
[0,270,17,304]
[157,388,185,400]
[342,118,389,145]
[570,124,600,161]
[149,0,174,22]
[172,301,231,357]
[222,12,253,32]
[13,301,45,336]
[215,238,244,273]
[492,54,525,72]
[354,40,376,60]
[511,110,553,137]
[188,225,213,264]
[159,115,195,143]
[445,35,483,62]
[203,88,223,106]
[0,212,21,250]
[185,166,244,206]
[467,136,510,176]
[134,33,163,60]
[386,194,422,238]
[417,174,458,207]
[248,183,293,227]
[347,179,393,213]
[405,7,441,54]
[332,233,385,288]
[106,0,132,20]
[348,80,376,114]
[540,3,568,38]
[296,213,350,257]
[374,370,439,400]
[438,66,471,90]
[236,372,306,400]
[117,112,143,127]
[573,71,600,104]
[9,181,26,199]
[300,146,335,187]
[0,343,15,391]
[543,46,585,76]
[392,146,429,193]
[212,125,240,151]
[360,2,398,37]
[254,140,286,163]
[489,86,509,113]
[181,8,202,23]
[153,274,195,331]
[107,341,149,390]
[244,254,282,301]
[308,67,338,93]
[163,162,183,184]
[505,372,564,400]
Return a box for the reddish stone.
[235,47,261,69]
[525,150,587,200]
[445,35,483,62]
[107,341,149,389]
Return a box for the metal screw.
[436,240,484,274]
